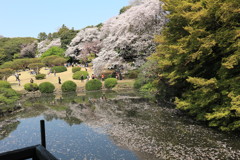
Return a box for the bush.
[0,88,20,105]
[134,80,142,89]
[72,71,89,80]
[52,66,67,73]
[35,74,46,80]
[85,79,102,91]
[104,78,118,89]
[0,80,11,88]
[24,83,39,92]
[39,82,55,93]
[72,66,81,73]
[61,80,77,92]
[127,70,140,79]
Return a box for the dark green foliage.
[35,74,46,80]
[52,66,67,73]
[126,70,140,79]
[140,0,240,131]
[85,79,102,91]
[0,88,20,105]
[24,83,39,92]
[72,67,81,73]
[39,82,55,93]
[55,24,78,49]
[0,80,11,88]
[96,23,103,30]
[134,80,142,89]
[104,78,118,89]
[37,32,48,41]
[72,71,89,80]
[119,5,131,14]
[61,80,77,92]
[0,37,36,64]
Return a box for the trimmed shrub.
[127,70,140,79]
[52,66,67,73]
[61,80,77,92]
[24,83,39,92]
[39,82,55,93]
[0,80,11,88]
[72,66,81,73]
[85,79,102,91]
[73,71,89,80]
[35,74,46,80]
[104,78,118,89]
[0,88,20,105]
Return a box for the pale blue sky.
[0,0,129,38]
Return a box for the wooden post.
[40,120,46,148]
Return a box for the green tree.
[41,46,65,58]
[42,55,66,66]
[28,63,45,74]
[38,32,48,41]
[141,0,240,131]
[0,37,36,64]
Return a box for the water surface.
[1,90,240,160]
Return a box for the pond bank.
[1,91,240,159]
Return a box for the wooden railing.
[0,120,58,160]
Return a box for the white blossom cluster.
[65,27,101,59]
[37,38,61,55]
[66,0,167,76]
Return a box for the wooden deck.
[0,120,58,160]
[0,145,58,160]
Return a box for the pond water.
[1,90,240,160]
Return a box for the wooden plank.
[35,145,58,160]
[0,145,37,160]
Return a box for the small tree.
[38,32,48,41]
[52,57,67,66]
[0,68,14,80]
[28,63,45,74]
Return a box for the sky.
[0,0,129,38]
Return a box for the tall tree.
[142,0,240,131]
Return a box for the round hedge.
[35,74,46,80]
[0,80,11,88]
[85,79,102,91]
[72,67,81,73]
[72,71,89,80]
[52,66,67,73]
[39,82,55,93]
[24,83,39,92]
[104,78,118,89]
[61,80,77,92]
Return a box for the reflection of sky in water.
[0,116,139,160]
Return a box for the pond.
[1,90,240,160]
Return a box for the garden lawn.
[7,66,93,92]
